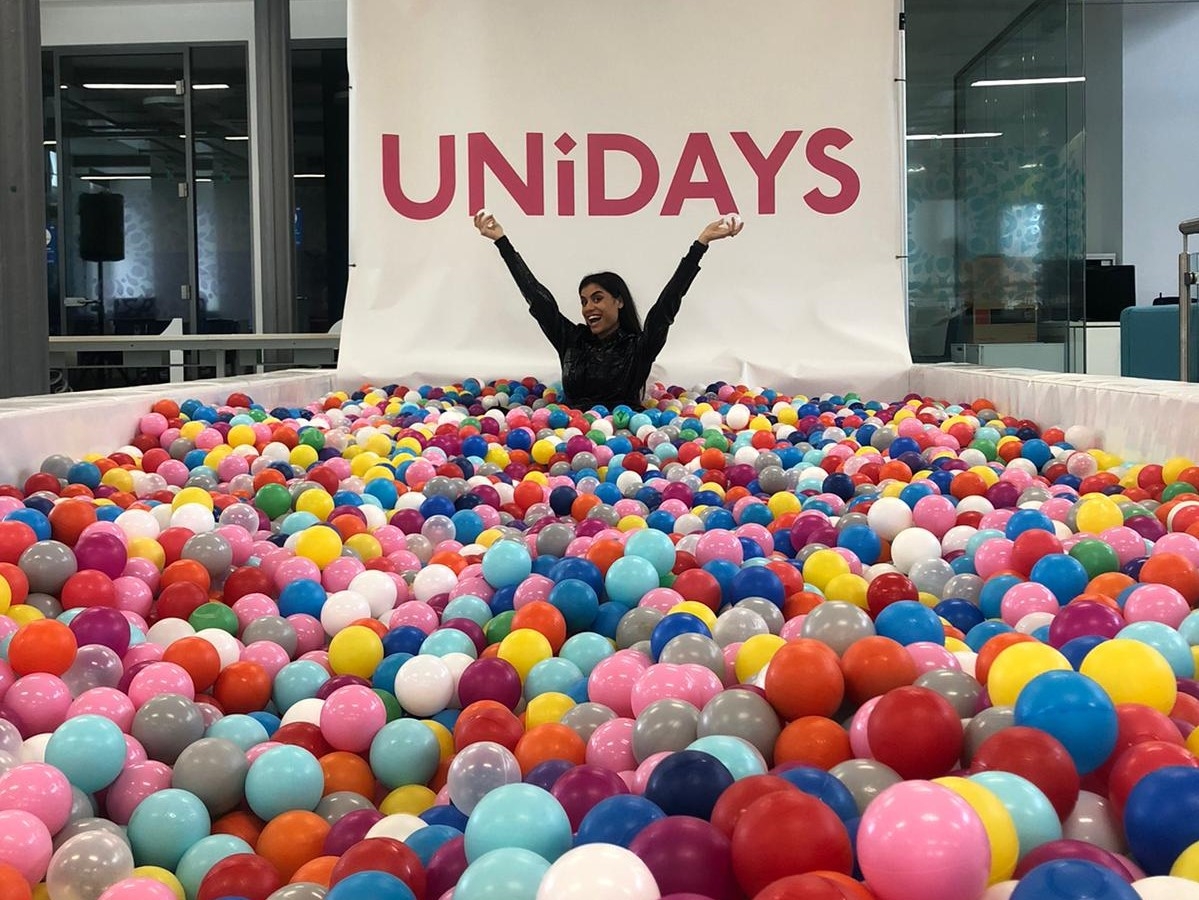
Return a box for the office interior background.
[22,0,1199,388]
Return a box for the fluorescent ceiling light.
[82,175,151,181]
[907,165,927,174]
[971,76,1085,87]
[196,178,213,183]
[294,173,325,179]
[223,135,249,142]
[906,132,1002,141]
[82,82,230,90]
[1020,163,1042,170]
[43,140,56,146]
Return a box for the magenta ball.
[1047,600,1125,648]
[73,533,129,580]
[69,607,131,656]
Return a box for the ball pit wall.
[0,364,1192,484]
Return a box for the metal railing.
[1181,219,1199,381]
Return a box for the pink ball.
[632,751,671,795]
[6,673,71,735]
[275,556,322,589]
[694,530,743,567]
[1102,526,1148,567]
[241,641,290,679]
[974,538,1015,580]
[128,662,195,707]
[1124,583,1191,629]
[639,588,684,615]
[100,876,177,899]
[121,558,160,590]
[513,575,555,610]
[123,734,147,766]
[858,781,990,900]
[68,687,135,731]
[105,760,172,825]
[320,685,387,753]
[0,763,73,833]
[586,717,636,772]
[232,593,279,629]
[138,413,168,437]
[587,651,651,718]
[629,665,693,717]
[849,695,882,758]
[388,602,439,634]
[906,642,962,675]
[1000,582,1060,627]
[680,665,723,708]
[121,643,163,669]
[978,510,1014,532]
[112,576,153,617]
[287,614,326,656]
[1153,532,1199,568]
[0,809,52,883]
[323,557,366,593]
[246,741,282,764]
[565,537,594,558]
[780,618,806,641]
[157,460,189,487]
[832,547,863,574]
[216,525,254,565]
[913,496,957,538]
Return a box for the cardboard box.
[963,256,1039,342]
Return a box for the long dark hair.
[579,272,642,334]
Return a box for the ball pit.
[6,378,1199,898]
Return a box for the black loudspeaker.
[78,192,126,262]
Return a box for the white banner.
[340,0,910,399]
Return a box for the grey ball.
[24,591,63,619]
[697,688,780,763]
[736,598,784,635]
[131,693,205,765]
[243,616,299,658]
[560,702,617,743]
[659,633,725,679]
[942,574,983,604]
[829,758,903,815]
[535,523,575,558]
[962,705,1016,766]
[171,737,249,817]
[615,607,662,650]
[801,601,876,655]
[268,885,329,900]
[712,607,768,648]
[915,668,983,719]
[314,791,376,824]
[18,540,77,594]
[632,698,700,763]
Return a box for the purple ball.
[315,674,371,700]
[440,619,487,655]
[69,607,131,656]
[1047,600,1125,648]
[524,758,575,792]
[629,816,739,900]
[73,533,128,580]
[323,808,384,856]
[1013,839,1138,882]
[457,658,522,710]
[1127,516,1166,542]
[425,836,467,900]
[550,764,629,830]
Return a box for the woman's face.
[579,282,623,339]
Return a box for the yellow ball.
[1080,638,1177,713]
[365,434,393,456]
[735,634,786,683]
[179,420,205,440]
[7,605,44,625]
[295,489,335,520]
[767,492,801,518]
[100,468,134,493]
[345,533,383,561]
[380,784,437,817]
[1166,457,1198,484]
[618,515,647,532]
[227,424,257,447]
[803,549,851,592]
[328,625,384,678]
[0,576,10,616]
[824,573,868,608]
[669,601,717,631]
[128,537,166,569]
[525,692,575,728]
[531,439,557,466]
[986,642,1072,707]
[917,591,941,609]
[498,628,553,680]
[132,866,186,899]
[295,526,344,569]
[423,720,455,761]
[946,636,970,653]
[1076,497,1124,534]
[477,529,503,549]
[777,407,798,426]
[364,465,395,483]
[485,445,511,468]
[290,445,320,468]
[524,471,549,487]
[968,465,999,487]
[934,776,1018,884]
[172,486,214,511]
[350,452,382,478]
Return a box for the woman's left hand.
[698,215,745,245]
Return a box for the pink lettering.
[467,133,545,215]
[587,134,660,216]
[731,130,802,215]
[804,128,860,215]
[381,133,456,221]
[555,133,577,217]
[660,133,738,216]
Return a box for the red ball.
[731,790,852,897]
[8,618,77,676]
[1010,529,1064,577]
[710,774,798,837]
[151,581,209,624]
[0,522,36,565]
[764,639,845,720]
[197,853,282,900]
[867,686,963,780]
[970,726,1080,820]
[273,722,333,759]
[221,566,276,603]
[0,563,29,605]
[157,527,196,566]
[330,837,426,898]
[1107,740,1199,820]
[454,700,524,751]
[213,661,272,714]
[865,573,918,618]
[671,569,721,611]
[60,569,117,609]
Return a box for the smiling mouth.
[586,315,602,326]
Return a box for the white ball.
[980,880,1019,900]
[440,652,476,708]
[1134,878,1199,900]
[536,844,660,900]
[171,503,216,534]
[349,570,399,618]
[726,405,751,431]
[941,525,978,556]
[366,813,427,843]
[116,509,161,541]
[147,618,196,648]
[957,495,996,516]
[195,628,242,669]
[673,514,704,536]
[1065,425,1098,451]
[20,734,51,764]
[866,497,914,542]
[413,564,459,603]
[1014,611,1055,635]
[281,697,325,727]
[398,492,425,511]
[959,448,988,468]
[150,503,175,530]
[395,655,454,717]
[889,527,942,574]
[321,590,372,635]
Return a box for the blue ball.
[548,579,600,633]
[6,508,51,540]
[604,555,660,606]
[1005,508,1056,539]
[874,600,944,646]
[837,525,882,566]
[464,783,572,864]
[127,788,212,869]
[777,766,859,823]
[979,574,1023,620]
[1010,860,1139,899]
[1014,670,1117,775]
[244,745,324,820]
[205,714,270,751]
[590,602,631,640]
[575,794,666,848]
[44,714,125,793]
[643,750,734,820]
[1031,554,1089,605]
[455,847,550,900]
[1059,635,1107,671]
[965,619,1014,653]
[649,613,711,662]
[278,579,327,618]
[548,558,605,596]
[328,872,416,900]
[421,804,470,831]
[175,835,254,900]
[482,541,533,589]
[934,599,985,635]
[623,529,677,577]
[730,566,784,607]
[271,660,330,713]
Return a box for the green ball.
[298,428,325,450]
[586,430,607,445]
[1163,482,1199,502]
[374,688,403,722]
[702,430,729,451]
[189,601,239,635]
[969,439,998,462]
[249,409,268,422]
[254,483,292,519]
[679,428,699,442]
[484,610,516,645]
[1068,539,1119,579]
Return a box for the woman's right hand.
[473,210,504,241]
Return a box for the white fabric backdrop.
[339,0,910,398]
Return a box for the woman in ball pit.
[473,210,744,412]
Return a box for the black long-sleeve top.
[494,235,708,410]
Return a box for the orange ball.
[774,716,853,770]
[212,810,265,847]
[511,601,567,653]
[1139,552,1199,605]
[213,661,272,714]
[0,862,31,900]
[160,559,212,593]
[585,540,624,576]
[8,619,78,676]
[764,639,845,720]
[839,636,918,705]
[514,724,586,773]
[1172,691,1199,728]
[256,810,330,880]
[782,592,824,620]
[975,632,1035,686]
[454,700,524,751]
[293,856,339,887]
[320,750,377,798]
[513,481,544,512]
[162,635,222,692]
[48,500,97,546]
[1086,572,1135,600]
